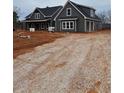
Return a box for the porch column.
[89,21,91,32]
[85,20,86,32]
[50,21,52,27]
[93,22,95,31]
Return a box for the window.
[86,21,90,31]
[62,21,74,30]
[35,13,40,19]
[90,10,94,17]
[67,22,69,28]
[70,22,74,29]
[62,22,66,29]
[66,8,72,16]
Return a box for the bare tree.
[13,6,21,18]
[13,6,21,30]
[107,10,111,24]
[97,10,111,24]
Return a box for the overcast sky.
[13,0,111,20]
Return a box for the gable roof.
[70,1,94,17]
[38,6,62,17]
[70,1,101,20]
[26,6,62,19]
[54,0,100,21]
[26,13,32,19]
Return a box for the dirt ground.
[13,30,64,58]
[14,30,111,93]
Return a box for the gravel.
[14,32,111,93]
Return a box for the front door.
[35,23,40,30]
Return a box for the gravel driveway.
[14,32,111,93]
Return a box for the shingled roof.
[26,13,32,19]
[38,6,63,17]
[70,1,100,20]
[26,6,62,19]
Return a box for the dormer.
[90,9,95,17]
[35,13,40,19]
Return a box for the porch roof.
[23,19,50,22]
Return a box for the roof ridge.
[70,1,95,10]
[38,5,62,9]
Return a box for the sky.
[13,0,111,20]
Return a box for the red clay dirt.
[13,30,64,58]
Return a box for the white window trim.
[35,13,40,19]
[62,21,74,30]
[66,8,72,16]
[90,10,94,17]
[70,21,74,29]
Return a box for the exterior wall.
[55,2,85,32]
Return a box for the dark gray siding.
[30,9,44,20]
[55,2,85,32]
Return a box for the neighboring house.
[23,0,101,32]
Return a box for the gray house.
[23,0,101,32]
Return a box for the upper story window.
[90,10,94,17]
[35,13,40,19]
[66,8,72,16]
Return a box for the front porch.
[23,19,54,31]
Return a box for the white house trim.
[30,8,46,18]
[47,7,62,17]
[86,17,101,21]
[66,8,72,16]
[69,1,87,19]
[89,21,91,32]
[37,8,46,17]
[35,13,40,19]
[90,9,94,17]
[91,21,95,31]
[23,19,50,22]
[54,0,69,20]
[85,20,95,32]
[85,20,86,32]
[58,18,78,21]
